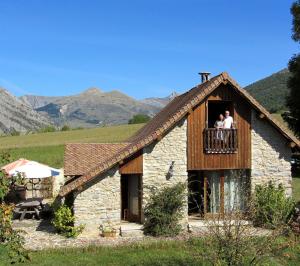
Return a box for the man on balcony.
[223,110,234,129]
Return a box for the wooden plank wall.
[187,84,251,170]
[119,150,143,174]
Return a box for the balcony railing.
[204,128,238,154]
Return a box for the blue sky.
[0,0,298,99]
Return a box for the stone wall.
[73,166,121,234]
[142,118,188,224]
[251,110,292,196]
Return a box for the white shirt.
[223,116,233,129]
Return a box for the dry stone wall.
[73,166,121,234]
[142,118,188,224]
[251,110,292,196]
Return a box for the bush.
[128,114,151,124]
[39,126,56,133]
[143,183,186,236]
[61,125,71,131]
[252,182,295,229]
[0,204,29,263]
[52,205,84,238]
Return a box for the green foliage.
[128,114,151,124]
[52,205,84,238]
[39,126,56,133]
[0,204,29,264]
[0,151,12,202]
[9,130,20,137]
[291,1,300,42]
[61,125,71,131]
[0,173,9,203]
[283,1,300,136]
[252,182,295,229]
[143,183,186,237]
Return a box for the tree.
[128,114,151,124]
[283,1,300,137]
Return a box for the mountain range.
[20,88,178,128]
[0,88,50,134]
[0,69,290,134]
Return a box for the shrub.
[61,125,71,131]
[52,205,84,238]
[9,129,20,136]
[143,183,186,236]
[0,204,29,263]
[39,126,56,133]
[128,114,151,124]
[252,182,295,229]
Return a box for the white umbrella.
[11,161,60,179]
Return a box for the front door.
[121,174,142,223]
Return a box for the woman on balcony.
[214,114,224,140]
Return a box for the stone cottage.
[60,72,300,234]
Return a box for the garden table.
[18,198,43,221]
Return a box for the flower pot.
[102,230,117,238]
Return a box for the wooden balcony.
[204,128,238,154]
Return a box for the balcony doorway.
[207,101,234,128]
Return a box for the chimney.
[199,72,211,83]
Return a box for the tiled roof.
[59,72,300,196]
[64,143,128,176]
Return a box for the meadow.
[0,124,143,168]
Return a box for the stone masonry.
[73,166,121,235]
[251,110,292,196]
[142,118,188,224]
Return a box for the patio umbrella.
[10,161,61,179]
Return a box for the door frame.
[121,174,142,223]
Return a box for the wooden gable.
[187,84,252,170]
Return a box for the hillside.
[245,69,290,113]
[21,88,161,127]
[0,124,143,168]
[0,87,51,134]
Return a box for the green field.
[1,238,300,266]
[0,124,143,168]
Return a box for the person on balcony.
[223,110,234,129]
[214,114,224,140]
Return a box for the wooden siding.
[119,151,143,174]
[187,84,251,170]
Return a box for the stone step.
[120,228,144,237]
[120,223,144,237]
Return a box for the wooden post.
[220,171,225,216]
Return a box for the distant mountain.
[0,88,51,134]
[140,92,179,108]
[21,88,164,128]
[245,69,290,113]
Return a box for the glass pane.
[224,170,249,213]
[206,171,221,213]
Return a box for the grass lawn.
[1,238,300,266]
[293,176,300,203]
[0,124,143,168]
